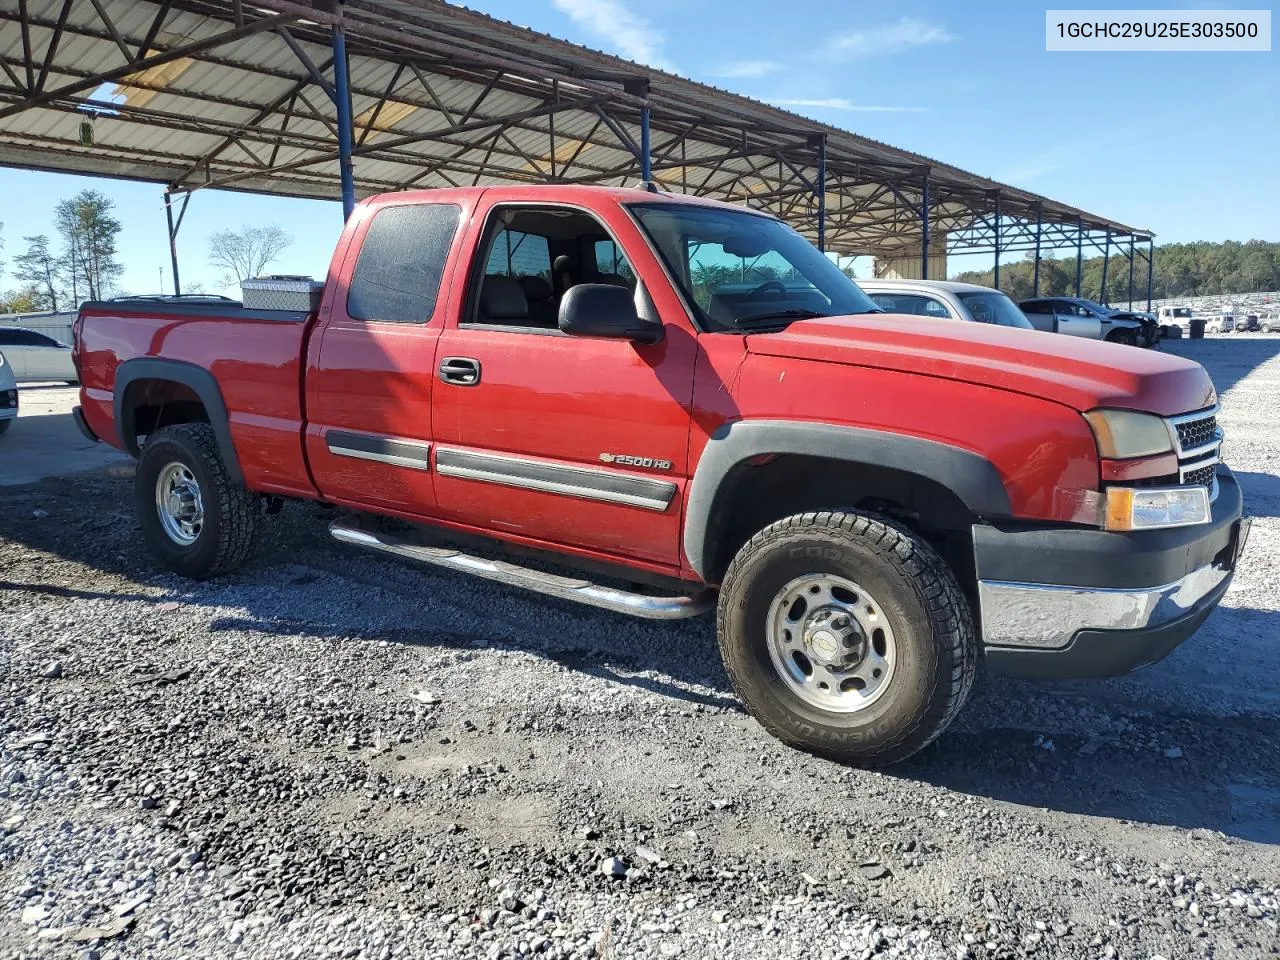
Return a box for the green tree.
[1,287,43,314]
[54,190,124,303]
[11,235,60,312]
[952,240,1280,303]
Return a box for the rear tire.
[716,510,976,766]
[135,423,260,579]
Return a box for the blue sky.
[0,0,1275,297]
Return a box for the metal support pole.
[1152,238,1162,309]
[164,192,181,296]
[1127,235,1135,309]
[331,15,356,221]
[1032,203,1043,297]
[992,193,1000,291]
[920,168,930,280]
[639,104,652,182]
[163,189,189,296]
[1100,230,1111,304]
[816,135,827,253]
[1075,216,1083,297]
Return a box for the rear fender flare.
[683,420,1012,581]
[113,357,243,484]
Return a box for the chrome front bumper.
[978,560,1232,652]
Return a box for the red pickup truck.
[73,185,1247,766]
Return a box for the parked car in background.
[0,349,17,435]
[1237,313,1261,333]
[0,326,77,382]
[1261,312,1278,333]
[1204,314,1236,334]
[858,279,1034,329]
[1156,305,1194,338]
[1018,297,1157,347]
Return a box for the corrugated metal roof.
[0,0,1151,256]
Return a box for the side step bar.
[329,520,714,620]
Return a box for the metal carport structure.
[0,0,1155,304]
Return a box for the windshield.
[629,203,881,331]
[956,291,1033,329]
[1171,307,1192,318]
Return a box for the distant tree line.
[952,239,1280,304]
[0,189,123,313]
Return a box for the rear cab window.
[347,203,461,323]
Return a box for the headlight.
[1083,409,1173,458]
[1104,486,1210,531]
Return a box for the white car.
[1204,314,1236,334]
[857,279,1036,330]
[0,349,17,436]
[0,326,77,382]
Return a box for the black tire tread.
[143,423,259,577]
[716,510,976,766]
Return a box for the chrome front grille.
[1172,411,1219,456]
[1181,463,1216,487]
[1166,406,1222,495]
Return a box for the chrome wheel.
[766,574,897,714]
[155,461,204,546]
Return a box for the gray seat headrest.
[480,275,529,320]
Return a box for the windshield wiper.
[737,308,827,329]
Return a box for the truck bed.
[76,299,318,499]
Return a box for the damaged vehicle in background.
[1019,296,1158,347]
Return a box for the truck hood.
[746,315,1215,416]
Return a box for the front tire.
[1107,328,1138,347]
[135,423,260,579]
[0,419,11,435]
[716,511,976,766]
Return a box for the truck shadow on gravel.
[3,472,1278,844]
[1163,335,1280,398]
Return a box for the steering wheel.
[751,280,786,297]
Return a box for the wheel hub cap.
[765,574,897,714]
[155,461,204,546]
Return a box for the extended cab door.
[429,195,698,569]
[303,196,471,517]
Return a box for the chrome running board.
[329,520,714,620]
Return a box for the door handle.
[439,356,481,386]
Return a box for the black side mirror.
[558,283,663,344]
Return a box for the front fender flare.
[683,420,1012,581]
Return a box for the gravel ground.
[3,336,1279,960]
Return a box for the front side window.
[466,206,635,331]
[347,203,461,323]
[630,203,880,331]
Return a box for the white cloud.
[552,0,671,69]
[827,17,955,59]
[708,60,780,80]
[770,97,928,113]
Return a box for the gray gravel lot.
[2,336,1279,960]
